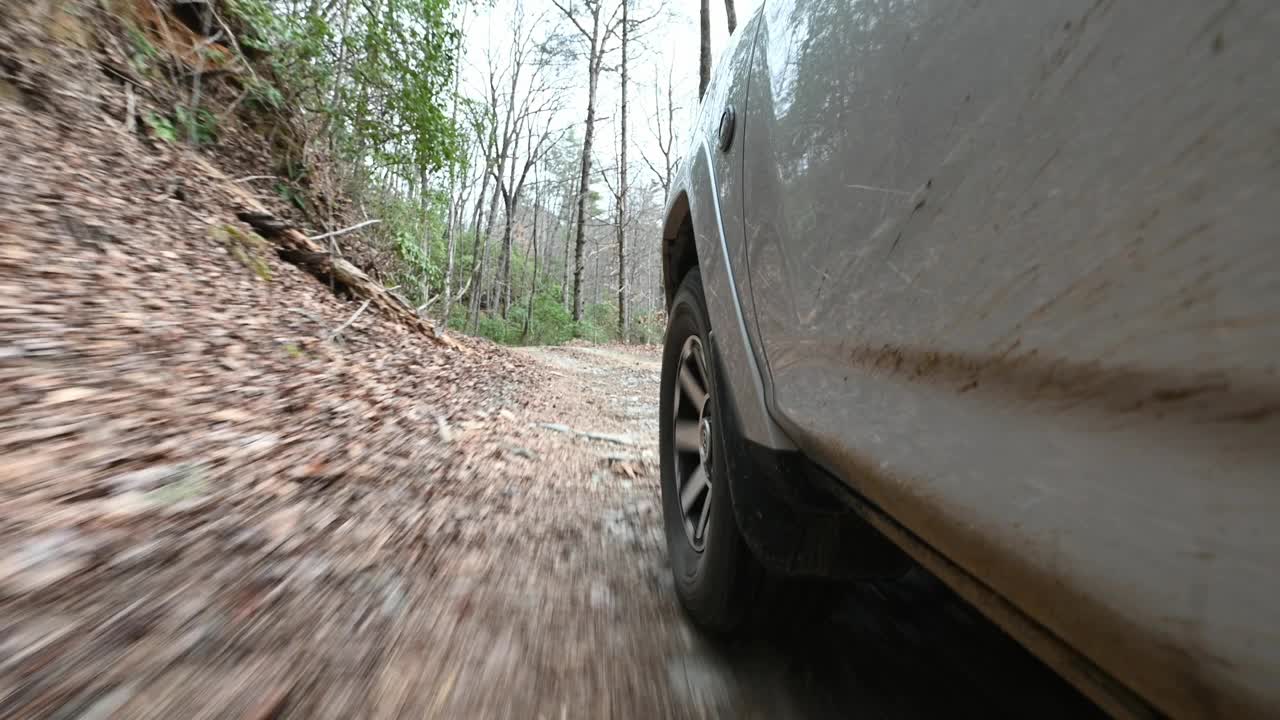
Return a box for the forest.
[205,0,741,346]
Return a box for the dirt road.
[404,343,1104,719]
[1,338,1101,719]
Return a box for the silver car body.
[662,1,1280,716]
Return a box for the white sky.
[459,0,762,201]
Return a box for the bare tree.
[616,0,630,341]
[442,139,479,326]
[465,99,501,333]
[523,163,542,340]
[561,184,573,309]
[439,11,470,327]
[467,5,552,332]
[497,113,559,319]
[640,62,679,207]
[550,0,626,323]
[699,0,711,99]
[724,0,737,33]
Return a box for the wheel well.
[662,192,698,309]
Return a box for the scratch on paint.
[847,183,912,196]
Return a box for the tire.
[660,269,765,635]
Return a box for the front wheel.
[660,269,764,635]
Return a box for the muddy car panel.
[666,0,1280,716]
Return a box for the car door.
[740,0,1280,716]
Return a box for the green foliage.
[225,0,279,50]
[526,289,576,345]
[226,0,461,174]
[144,112,176,142]
[363,188,447,309]
[448,278,579,347]
[175,105,218,144]
[199,45,229,65]
[145,106,217,145]
[275,182,307,211]
[476,313,519,344]
[577,303,620,344]
[125,24,159,75]
[628,310,666,345]
[245,75,285,111]
[220,0,464,311]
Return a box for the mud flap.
[709,333,909,580]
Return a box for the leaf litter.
[0,6,705,716]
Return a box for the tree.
[464,99,499,332]
[496,114,558,319]
[640,62,679,207]
[724,0,737,34]
[549,0,626,323]
[616,0,629,341]
[698,0,711,99]
[523,163,542,339]
[466,4,551,333]
[226,0,463,311]
[439,9,470,326]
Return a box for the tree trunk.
[499,140,519,319]
[572,55,599,323]
[440,28,465,328]
[593,236,602,305]
[543,185,563,290]
[616,0,629,342]
[463,169,492,328]
[470,182,502,332]
[524,174,540,340]
[488,207,502,317]
[442,191,460,325]
[418,168,433,308]
[562,192,572,310]
[498,197,514,320]
[470,227,491,333]
[663,65,674,206]
[724,0,737,34]
[699,0,711,100]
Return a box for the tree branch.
[550,0,595,43]
[307,219,382,242]
[328,298,372,341]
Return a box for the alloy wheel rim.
[672,335,713,551]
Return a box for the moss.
[217,224,273,282]
[48,0,94,49]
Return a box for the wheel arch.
[661,190,697,310]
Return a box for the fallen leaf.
[211,408,254,423]
[44,386,97,404]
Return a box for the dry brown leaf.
[43,386,98,404]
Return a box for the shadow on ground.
[686,569,1105,719]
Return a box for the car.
[657,1,1280,717]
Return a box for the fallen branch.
[98,58,162,102]
[327,298,372,341]
[389,289,414,309]
[202,155,458,349]
[307,219,381,243]
[236,208,455,348]
[287,307,324,324]
[235,175,278,183]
